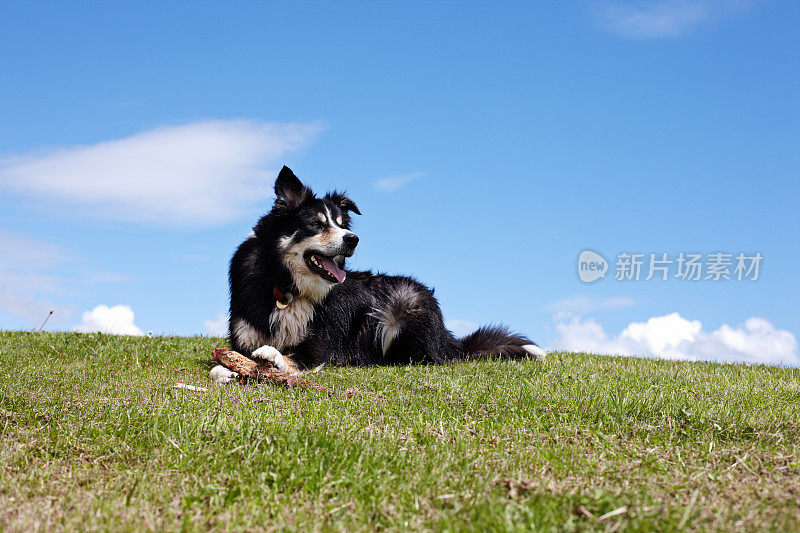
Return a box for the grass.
[0,331,798,532]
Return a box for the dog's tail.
[456,325,546,360]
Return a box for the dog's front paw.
[252,345,303,375]
[209,364,239,384]
[252,345,287,371]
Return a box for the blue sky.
[1,1,798,364]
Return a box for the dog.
[209,166,545,383]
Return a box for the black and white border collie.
[210,166,545,383]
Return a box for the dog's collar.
[273,286,294,309]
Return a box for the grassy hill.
[1,331,798,531]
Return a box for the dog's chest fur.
[268,297,315,351]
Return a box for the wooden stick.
[210,348,334,395]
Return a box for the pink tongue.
[318,255,346,283]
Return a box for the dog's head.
[266,166,361,298]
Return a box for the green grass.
[1,331,798,532]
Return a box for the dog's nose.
[343,233,359,249]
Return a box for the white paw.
[522,344,547,360]
[252,345,286,371]
[209,364,239,384]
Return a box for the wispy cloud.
[445,319,478,337]
[546,296,636,313]
[0,270,63,326]
[204,313,228,336]
[0,230,132,328]
[552,312,799,366]
[0,231,69,324]
[373,172,423,192]
[594,1,753,40]
[74,304,143,335]
[0,120,324,226]
[0,230,67,271]
[79,271,135,285]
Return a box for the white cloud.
[446,319,478,337]
[373,172,423,192]
[552,312,799,366]
[594,1,752,40]
[547,296,636,313]
[73,304,143,335]
[204,313,228,336]
[0,120,323,226]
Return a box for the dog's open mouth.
[304,251,346,284]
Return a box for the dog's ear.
[330,192,361,215]
[274,166,309,210]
